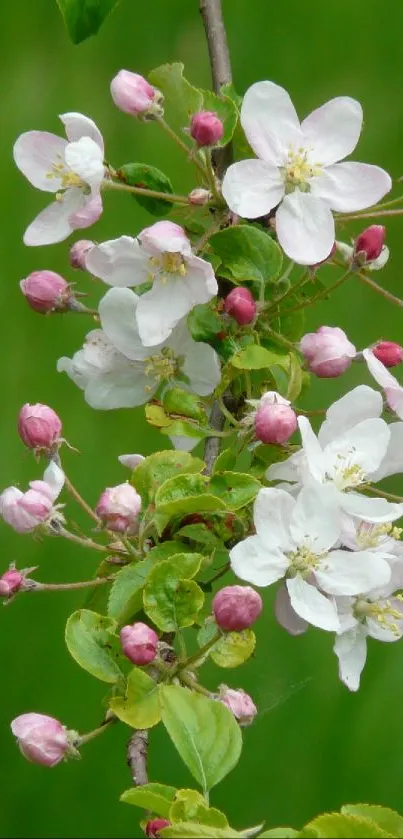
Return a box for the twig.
[26,576,114,593]
[356,271,403,308]
[204,400,225,475]
[199,0,233,177]
[127,730,149,786]
[103,179,191,205]
[63,474,100,524]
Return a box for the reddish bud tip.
[145,820,171,838]
[20,271,70,314]
[219,686,257,726]
[190,111,224,147]
[11,713,70,767]
[213,585,262,631]
[0,569,23,598]
[354,225,386,263]
[120,622,158,666]
[110,70,162,117]
[188,188,211,206]
[254,396,297,444]
[69,240,94,270]
[18,403,62,451]
[224,287,257,325]
[372,340,403,368]
[96,483,141,533]
[300,325,356,378]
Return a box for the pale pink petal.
[86,236,149,287]
[316,549,391,596]
[371,422,403,481]
[69,193,103,230]
[341,491,403,523]
[64,138,105,188]
[253,487,295,549]
[85,365,152,410]
[334,627,367,691]
[275,191,335,265]
[98,287,149,362]
[23,189,83,246]
[363,348,400,391]
[290,485,340,552]
[266,450,303,484]
[286,576,340,631]
[43,461,65,499]
[222,159,284,218]
[275,584,308,635]
[241,81,302,165]
[318,384,383,447]
[178,331,221,396]
[230,534,289,587]
[311,162,392,212]
[139,221,191,256]
[13,131,67,192]
[297,416,326,483]
[60,112,104,154]
[118,454,145,469]
[301,97,362,166]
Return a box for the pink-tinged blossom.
[118,453,145,470]
[190,111,224,146]
[18,403,62,451]
[110,70,163,117]
[246,391,297,444]
[300,325,356,378]
[20,270,71,314]
[354,225,386,263]
[85,221,218,347]
[219,686,257,726]
[13,113,105,246]
[363,348,403,419]
[188,188,210,205]
[0,462,65,533]
[336,238,389,271]
[145,821,171,839]
[372,341,403,368]
[0,569,24,598]
[224,287,257,325]
[213,585,263,631]
[69,239,95,270]
[57,287,221,410]
[120,622,158,665]
[96,483,141,533]
[222,81,391,264]
[11,713,71,767]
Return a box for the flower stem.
[63,474,100,524]
[364,485,403,503]
[181,630,221,670]
[155,116,207,177]
[55,526,110,553]
[28,576,114,592]
[76,716,117,748]
[180,672,212,696]
[282,268,352,315]
[337,208,403,221]
[204,149,224,205]
[261,325,296,350]
[118,535,141,558]
[356,271,403,308]
[217,394,239,427]
[103,179,191,205]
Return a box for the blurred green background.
[1,0,403,836]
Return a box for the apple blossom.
[372,341,403,368]
[13,113,105,246]
[18,403,62,451]
[110,70,163,117]
[336,238,390,271]
[363,348,403,418]
[120,622,158,665]
[213,585,263,631]
[354,225,386,264]
[11,713,71,767]
[219,686,257,726]
[0,569,24,598]
[224,287,257,325]
[230,485,393,631]
[85,222,218,346]
[69,239,95,270]
[190,111,224,146]
[96,483,141,532]
[57,287,221,410]
[299,326,356,378]
[20,270,71,314]
[222,81,391,264]
[0,462,65,534]
[245,391,297,444]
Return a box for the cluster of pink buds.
[120,622,158,665]
[96,483,141,533]
[110,70,163,118]
[213,584,263,631]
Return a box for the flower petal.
[371,422,403,481]
[266,450,303,484]
[23,189,83,246]
[311,162,392,212]
[59,112,104,154]
[230,534,289,586]
[139,221,191,256]
[221,159,284,218]
[290,484,340,552]
[316,549,391,596]
[341,491,403,523]
[297,416,326,483]
[85,364,152,409]
[275,584,309,635]
[286,576,340,631]
[325,417,390,478]
[86,236,149,287]
[241,81,302,165]
[253,487,295,549]
[176,326,221,396]
[363,348,403,420]
[318,384,383,446]
[301,97,362,165]
[275,191,335,265]
[13,131,67,192]
[64,137,104,189]
[69,192,103,230]
[43,462,65,500]
[334,626,367,691]
[367,597,403,642]
[98,287,149,361]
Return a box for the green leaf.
[187,304,223,343]
[132,451,205,507]
[306,813,394,838]
[212,448,237,474]
[110,667,161,728]
[145,404,173,428]
[160,685,242,792]
[107,558,155,625]
[162,388,207,423]
[65,609,123,683]
[161,824,241,838]
[221,83,242,108]
[231,345,289,371]
[155,474,228,516]
[197,617,220,649]
[121,783,177,817]
[210,226,282,285]
[148,63,202,135]
[211,629,256,668]
[286,352,303,402]
[175,523,220,547]
[258,830,299,838]
[56,0,119,43]
[147,542,189,563]
[341,806,403,838]
[200,90,238,147]
[143,554,204,631]
[159,420,209,442]
[210,472,261,511]
[169,789,229,828]
[118,163,174,216]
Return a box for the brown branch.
[127,730,149,786]
[199,0,233,176]
[204,400,225,476]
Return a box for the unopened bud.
[69,240,94,270]
[11,713,71,767]
[354,225,386,263]
[254,392,297,444]
[372,341,403,368]
[188,188,211,206]
[20,271,71,314]
[110,70,163,117]
[224,287,257,325]
[219,686,257,726]
[300,325,356,378]
[145,820,171,838]
[0,569,23,598]
[213,584,262,631]
[18,403,62,452]
[190,111,224,147]
[120,622,158,665]
[96,483,141,533]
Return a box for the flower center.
[355,522,400,550]
[143,347,182,390]
[46,160,85,190]
[282,147,322,194]
[329,453,365,491]
[354,596,403,636]
[287,545,322,578]
[149,252,188,283]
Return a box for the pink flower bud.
[0,569,23,598]
[120,622,158,665]
[145,820,171,839]
[372,341,403,368]
[18,403,62,451]
[219,686,257,726]
[188,188,211,206]
[110,70,162,117]
[224,287,257,325]
[69,239,94,270]
[190,111,224,147]
[254,393,297,444]
[96,483,141,533]
[213,585,262,631]
[300,325,356,378]
[354,225,386,263]
[0,485,53,533]
[20,271,71,314]
[11,713,70,767]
